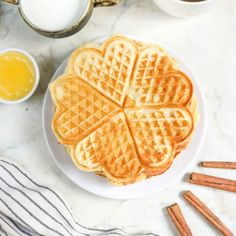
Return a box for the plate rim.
[42,35,207,200]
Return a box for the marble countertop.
[1,0,236,235]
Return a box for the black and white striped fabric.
[0,159,159,236]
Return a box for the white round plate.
[42,36,207,200]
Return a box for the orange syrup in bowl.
[0,49,39,103]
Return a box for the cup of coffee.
[153,0,218,18]
[1,0,121,38]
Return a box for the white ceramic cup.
[0,48,40,104]
[153,0,218,18]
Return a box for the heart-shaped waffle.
[50,74,121,145]
[125,46,193,107]
[67,35,138,106]
[125,106,193,176]
[72,113,145,185]
[50,35,197,185]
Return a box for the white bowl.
[0,48,40,104]
[154,0,217,18]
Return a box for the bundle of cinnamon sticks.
[167,161,236,236]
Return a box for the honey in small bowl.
[0,49,39,103]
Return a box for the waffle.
[72,113,145,185]
[50,74,121,145]
[67,35,138,106]
[50,35,198,185]
[125,106,193,176]
[125,46,192,107]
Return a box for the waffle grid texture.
[50,35,197,185]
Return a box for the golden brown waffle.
[125,106,193,176]
[125,46,193,107]
[50,74,121,145]
[72,113,145,185]
[67,35,138,106]
[50,35,198,185]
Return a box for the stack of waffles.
[50,35,198,185]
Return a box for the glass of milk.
[2,0,120,38]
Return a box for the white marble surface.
[1,0,236,235]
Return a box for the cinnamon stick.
[167,203,192,236]
[189,172,236,192]
[202,161,236,169]
[183,191,233,236]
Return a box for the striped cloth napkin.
[0,159,159,236]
